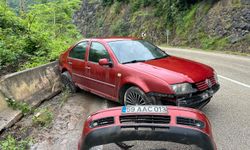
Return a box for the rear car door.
[67,41,88,87]
[86,41,116,99]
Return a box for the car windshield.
[108,40,168,64]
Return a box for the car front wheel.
[124,86,156,105]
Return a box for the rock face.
[73,0,102,37]
[201,1,250,53]
[73,0,250,53]
[204,6,250,44]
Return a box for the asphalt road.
[164,47,250,150]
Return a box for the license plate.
[122,105,168,114]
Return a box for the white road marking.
[218,75,250,88]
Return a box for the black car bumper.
[79,125,216,150]
[149,84,220,109]
[176,84,220,109]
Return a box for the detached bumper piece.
[78,106,217,150]
[80,125,215,150]
[176,84,220,108]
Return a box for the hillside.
[1,0,249,76]
[73,0,250,53]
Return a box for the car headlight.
[171,83,197,95]
[213,71,218,83]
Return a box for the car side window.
[69,42,88,60]
[89,42,110,63]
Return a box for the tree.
[0,0,82,73]
[19,0,26,15]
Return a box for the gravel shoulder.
[0,91,108,150]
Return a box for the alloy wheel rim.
[125,91,146,105]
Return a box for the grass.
[199,32,230,51]
[59,88,71,108]
[0,135,32,150]
[110,1,122,15]
[183,5,199,30]
[32,107,53,127]
[231,0,242,7]
[5,98,32,115]
[176,4,199,37]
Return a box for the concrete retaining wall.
[0,61,61,132]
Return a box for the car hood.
[126,56,213,84]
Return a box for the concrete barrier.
[0,61,62,132]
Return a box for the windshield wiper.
[149,55,169,61]
[122,60,146,64]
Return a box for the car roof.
[82,37,142,42]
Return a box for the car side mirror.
[98,58,113,67]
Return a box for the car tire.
[61,71,78,93]
[124,86,156,105]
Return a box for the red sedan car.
[78,105,217,150]
[59,37,219,108]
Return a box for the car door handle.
[85,66,91,70]
[68,61,72,65]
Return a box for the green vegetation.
[0,135,32,150]
[5,98,32,115]
[5,97,54,127]
[0,0,81,74]
[176,4,199,36]
[32,107,53,127]
[200,36,228,50]
[60,88,71,107]
[0,0,248,74]
[89,0,217,45]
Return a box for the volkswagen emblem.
[205,79,212,88]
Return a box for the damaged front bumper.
[148,84,220,109]
[176,84,220,108]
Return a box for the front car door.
[67,41,89,87]
[86,41,116,100]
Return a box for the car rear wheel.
[61,71,78,93]
[124,86,155,105]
